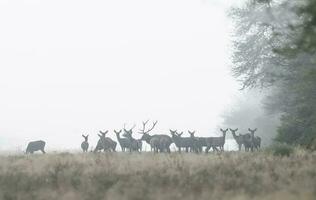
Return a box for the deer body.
[170,130,197,153]
[205,129,228,153]
[26,140,46,154]
[139,120,171,153]
[94,131,117,152]
[114,130,130,152]
[188,131,202,153]
[249,128,261,151]
[122,123,142,152]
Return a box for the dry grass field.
[0,150,315,200]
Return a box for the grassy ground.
[0,150,315,200]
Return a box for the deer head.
[82,134,89,142]
[169,129,178,137]
[248,128,257,136]
[188,130,196,137]
[138,120,157,140]
[176,131,183,137]
[99,130,108,138]
[114,130,122,135]
[220,128,228,136]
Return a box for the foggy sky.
[0,0,242,151]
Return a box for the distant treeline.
[230,0,316,149]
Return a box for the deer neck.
[231,131,238,139]
[116,133,121,140]
[144,134,152,144]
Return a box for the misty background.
[0,0,276,152]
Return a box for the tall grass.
[0,151,315,200]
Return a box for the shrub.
[267,143,294,157]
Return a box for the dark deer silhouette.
[229,128,254,151]
[188,130,202,153]
[123,124,142,152]
[94,130,117,152]
[248,128,261,151]
[26,140,46,154]
[81,134,89,152]
[229,128,243,151]
[139,120,171,153]
[205,128,228,153]
[114,130,130,152]
[170,130,197,153]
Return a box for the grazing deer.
[205,128,228,153]
[114,130,130,152]
[123,124,141,152]
[26,140,46,154]
[94,130,117,152]
[248,128,261,151]
[81,134,89,152]
[139,120,172,153]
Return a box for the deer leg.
[205,146,210,153]
[41,149,46,154]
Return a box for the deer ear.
[220,128,223,131]
[98,134,102,138]
[235,128,238,131]
[225,128,228,131]
[254,128,257,131]
[248,128,251,131]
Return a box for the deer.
[188,130,202,153]
[229,128,243,151]
[170,130,197,153]
[114,129,130,152]
[26,140,46,154]
[94,130,117,152]
[81,134,89,152]
[229,128,253,151]
[205,128,228,153]
[139,120,172,153]
[123,124,142,152]
[248,128,261,151]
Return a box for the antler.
[130,124,136,131]
[139,120,157,134]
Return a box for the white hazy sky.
[0,0,242,151]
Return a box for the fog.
[0,0,252,151]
